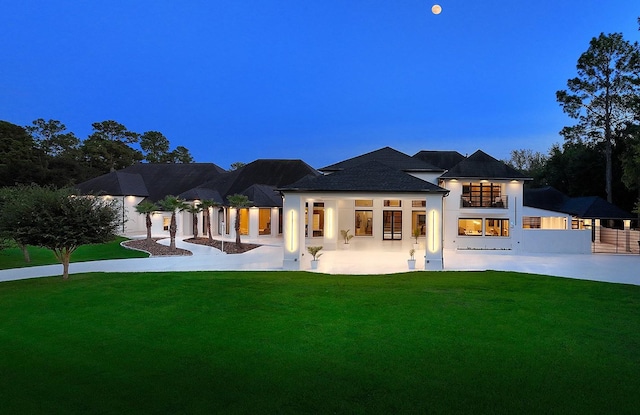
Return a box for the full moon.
[431,4,442,14]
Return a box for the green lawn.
[0,236,148,269]
[0,271,638,414]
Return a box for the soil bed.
[185,237,260,254]
[122,238,192,256]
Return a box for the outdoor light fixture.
[428,209,440,253]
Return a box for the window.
[383,211,402,240]
[384,199,401,207]
[278,208,283,234]
[522,216,541,229]
[412,200,426,207]
[239,208,249,235]
[259,208,271,235]
[485,219,509,237]
[355,199,373,207]
[461,183,505,208]
[412,211,426,236]
[355,210,373,236]
[312,202,324,237]
[458,218,482,236]
[163,217,170,231]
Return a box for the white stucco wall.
[441,180,524,252]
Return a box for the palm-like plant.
[184,204,202,238]
[134,200,158,241]
[226,194,253,245]
[198,199,219,242]
[157,195,187,250]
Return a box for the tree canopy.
[0,186,121,279]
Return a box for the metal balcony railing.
[460,195,508,208]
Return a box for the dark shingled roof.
[241,184,283,207]
[76,163,225,202]
[440,150,530,180]
[524,186,635,219]
[177,188,224,204]
[76,171,149,197]
[280,161,448,193]
[180,159,319,205]
[413,150,466,170]
[320,146,443,173]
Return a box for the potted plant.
[307,246,323,269]
[412,228,421,245]
[408,248,416,270]
[340,229,354,245]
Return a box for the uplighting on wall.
[427,209,440,253]
[326,207,334,239]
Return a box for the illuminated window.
[412,211,426,236]
[461,183,505,207]
[458,218,482,236]
[259,208,271,235]
[485,219,509,237]
[312,202,324,237]
[384,199,401,207]
[355,210,373,236]
[412,200,426,207]
[163,217,170,231]
[355,199,373,207]
[522,216,541,229]
[239,208,249,235]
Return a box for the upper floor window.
[384,199,401,207]
[461,182,507,208]
[355,199,373,207]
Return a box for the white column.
[282,193,305,270]
[249,207,259,238]
[271,208,279,238]
[425,193,444,270]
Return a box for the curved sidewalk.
[1,237,639,286]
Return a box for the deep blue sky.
[2,1,638,170]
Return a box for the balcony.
[460,195,508,209]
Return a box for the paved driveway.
[1,238,638,286]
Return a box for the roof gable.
[413,150,466,170]
[440,150,529,180]
[281,161,448,193]
[320,146,443,173]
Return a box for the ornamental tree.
[4,186,120,279]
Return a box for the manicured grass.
[0,271,638,414]
[0,236,148,269]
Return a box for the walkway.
[1,237,639,286]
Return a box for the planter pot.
[342,243,351,249]
[407,259,416,270]
[311,260,319,270]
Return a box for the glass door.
[383,211,402,240]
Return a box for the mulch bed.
[122,237,260,256]
[184,237,260,254]
[122,238,192,256]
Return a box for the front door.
[383,211,402,240]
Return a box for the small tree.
[0,187,31,262]
[198,199,219,242]
[226,194,252,245]
[157,195,187,250]
[5,186,120,279]
[134,200,158,241]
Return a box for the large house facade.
[76,146,636,270]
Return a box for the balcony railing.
[460,195,508,209]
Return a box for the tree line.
[507,21,640,216]
[0,119,194,188]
